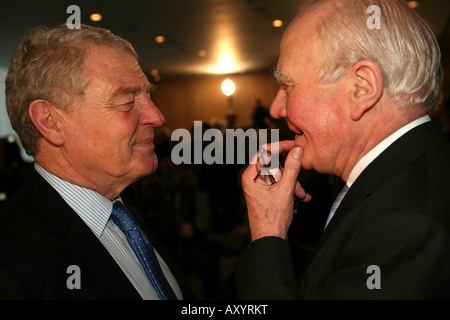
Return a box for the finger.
[280,146,303,187]
[260,140,295,156]
[248,140,298,186]
[294,182,312,202]
[254,140,294,174]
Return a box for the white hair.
[308,0,442,112]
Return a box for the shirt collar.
[346,115,431,188]
[34,163,113,237]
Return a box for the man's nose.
[140,96,165,127]
[270,87,287,119]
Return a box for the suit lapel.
[313,121,448,253]
[63,226,142,299]
[25,168,141,299]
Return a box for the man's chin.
[143,157,159,175]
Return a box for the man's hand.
[242,140,312,241]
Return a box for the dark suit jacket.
[236,121,450,299]
[0,167,195,300]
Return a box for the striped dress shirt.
[34,163,183,300]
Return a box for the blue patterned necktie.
[110,200,178,300]
[325,185,349,228]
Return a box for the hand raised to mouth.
[243,140,311,241]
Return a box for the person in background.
[0,24,194,299]
[237,0,450,299]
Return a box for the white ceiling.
[0,0,449,81]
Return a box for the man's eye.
[116,100,134,111]
[124,101,135,108]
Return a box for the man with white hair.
[237,0,450,299]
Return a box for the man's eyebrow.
[108,85,154,104]
[272,68,289,85]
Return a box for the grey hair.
[5,24,137,156]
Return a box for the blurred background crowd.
[3,98,449,299]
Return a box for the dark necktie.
[110,200,178,300]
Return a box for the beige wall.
[152,72,280,131]
[152,62,450,134]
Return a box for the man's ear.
[349,60,384,121]
[28,99,65,147]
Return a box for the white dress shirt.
[34,163,183,300]
[325,115,431,227]
[346,115,431,187]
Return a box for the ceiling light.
[90,13,102,22]
[7,135,16,143]
[272,19,283,28]
[150,69,161,82]
[221,78,236,96]
[216,54,235,73]
[408,1,419,9]
[155,36,165,43]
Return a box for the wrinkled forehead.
[82,45,150,99]
[83,44,142,75]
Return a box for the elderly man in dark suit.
[237,0,450,299]
[0,24,194,299]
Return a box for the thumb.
[280,147,303,187]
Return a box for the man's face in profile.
[58,45,165,194]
